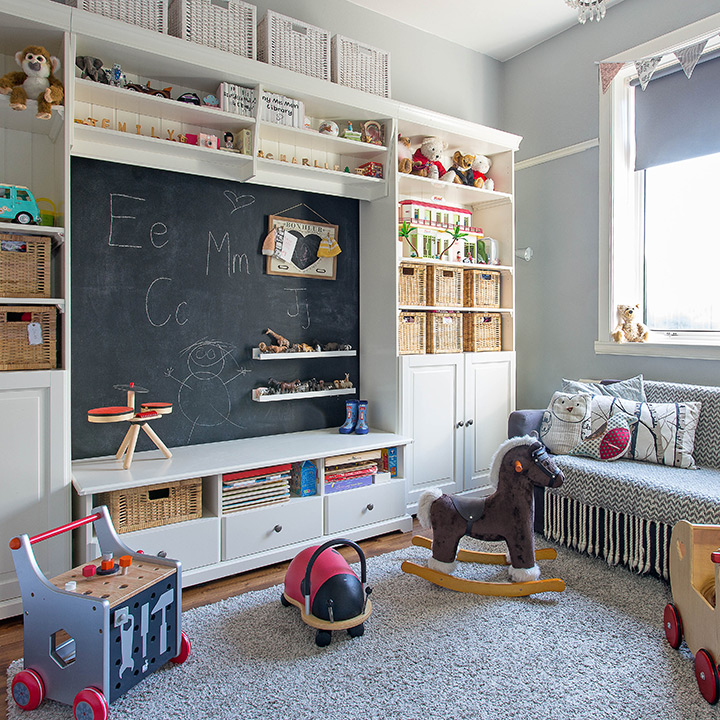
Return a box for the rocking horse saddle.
[450,494,487,536]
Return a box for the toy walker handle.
[9,512,102,550]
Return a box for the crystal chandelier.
[566,0,607,24]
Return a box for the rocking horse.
[402,434,566,597]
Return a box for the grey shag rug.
[7,536,720,720]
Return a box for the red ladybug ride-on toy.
[282,539,372,647]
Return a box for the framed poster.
[265,215,340,280]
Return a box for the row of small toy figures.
[257,373,354,395]
[257,150,382,178]
[257,328,352,354]
[398,135,495,191]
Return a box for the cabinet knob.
[157,550,167,558]
[366,503,374,511]
[456,421,464,428]
[465,419,474,427]
[273,524,282,533]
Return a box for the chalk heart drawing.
[290,232,322,270]
[223,190,255,214]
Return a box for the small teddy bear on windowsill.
[612,304,650,343]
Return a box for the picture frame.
[265,215,339,280]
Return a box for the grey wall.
[251,0,503,127]
[503,0,720,409]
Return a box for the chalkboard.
[71,157,359,460]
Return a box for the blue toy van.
[0,184,42,225]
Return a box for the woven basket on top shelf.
[398,262,426,307]
[463,312,502,352]
[257,10,331,80]
[97,477,202,534]
[0,305,57,371]
[426,264,463,307]
[75,0,168,33]
[168,0,256,57]
[464,268,500,308]
[398,311,426,354]
[427,311,463,354]
[331,34,390,97]
[0,233,51,298]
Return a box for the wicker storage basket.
[398,311,426,354]
[331,34,390,97]
[257,10,331,80]
[98,477,202,534]
[463,312,502,352]
[0,234,51,298]
[398,262,426,307]
[76,0,168,32]
[427,311,463,354]
[427,264,463,307]
[464,268,500,308]
[0,306,57,370]
[168,0,256,57]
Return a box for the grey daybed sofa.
[509,380,720,579]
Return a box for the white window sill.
[595,339,720,361]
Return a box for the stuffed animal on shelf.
[0,45,64,119]
[75,56,109,84]
[441,151,476,185]
[472,155,494,190]
[411,136,447,180]
[612,304,650,343]
[398,134,413,174]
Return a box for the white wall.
[502,0,720,409]
[252,0,503,127]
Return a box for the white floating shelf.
[398,173,511,207]
[252,388,356,402]
[399,305,513,314]
[258,122,386,156]
[0,297,65,312]
[252,349,356,360]
[398,257,512,272]
[0,222,65,243]
[0,95,64,141]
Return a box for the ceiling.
[346,0,627,62]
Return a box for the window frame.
[597,12,720,360]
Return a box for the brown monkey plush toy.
[0,45,64,119]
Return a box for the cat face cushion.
[570,412,638,461]
[540,392,592,455]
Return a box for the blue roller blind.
[635,52,720,170]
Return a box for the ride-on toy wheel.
[280,593,291,607]
[315,629,332,647]
[11,668,45,711]
[663,603,683,649]
[73,687,109,720]
[170,631,191,664]
[695,649,720,704]
[347,623,365,638]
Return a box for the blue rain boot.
[355,400,369,435]
[339,399,358,434]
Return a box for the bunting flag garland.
[635,56,663,90]
[674,39,708,78]
[599,62,625,94]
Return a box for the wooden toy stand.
[87,383,173,469]
[9,506,190,720]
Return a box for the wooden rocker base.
[411,535,558,564]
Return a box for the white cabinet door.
[462,352,516,493]
[401,354,464,508]
[0,372,69,618]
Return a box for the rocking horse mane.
[487,435,539,490]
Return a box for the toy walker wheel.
[11,668,45,711]
[315,629,332,647]
[73,687,109,720]
[347,623,365,638]
[280,593,291,607]
[170,631,191,664]
[695,649,720,704]
[663,603,683,649]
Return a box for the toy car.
[0,184,41,225]
[125,82,172,98]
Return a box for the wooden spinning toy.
[87,383,173,469]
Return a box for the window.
[598,13,720,358]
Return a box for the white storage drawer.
[121,515,220,570]
[222,497,322,561]
[324,479,406,535]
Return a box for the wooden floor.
[0,524,417,717]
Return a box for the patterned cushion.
[570,413,638,461]
[589,395,701,468]
[563,374,646,402]
[540,392,592,454]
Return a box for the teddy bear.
[398,134,413,174]
[441,151,476,185]
[411,136,447,180]
[0,45,64,119]
[471,155,494,190]
[612,304,650,343]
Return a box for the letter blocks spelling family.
[9,506,190,720]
